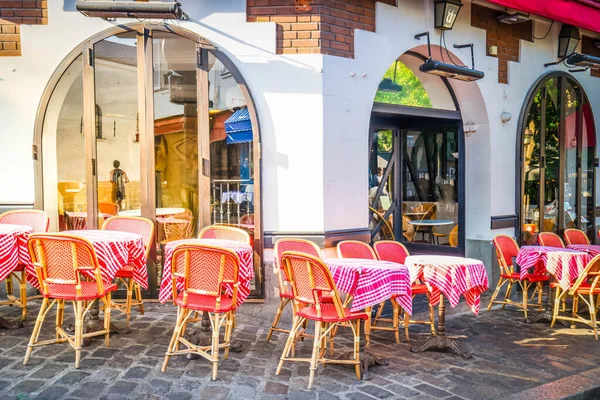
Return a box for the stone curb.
[506,367,600,400]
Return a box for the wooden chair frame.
[0,209,50,320]
[488,235,545,319]
[551,255,600,339]
[24,234,112,368]
[102,216,155,329]
[563,228,591,246]
[276,251,364,389]
[162,244,240,380]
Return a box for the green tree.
[374,61,432,108]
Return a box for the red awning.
[485,0,600,33]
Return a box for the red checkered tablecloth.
[42,230,148,288]
[517,246,590,291]
[404,255,489,315]
[325,258,412,315]
[567,244,600,257]
[159,239,254,306]
[0,224,34,283]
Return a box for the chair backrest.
[402,215,415,242]
[199,225,251,244]
[102,216,155,258]
[0,209,50,233]
[27,233,105,296]
[336,240,376,259]
[275,238,321,269]
[570,254,600,295]
[240,214,254,225]
[420,203,437,221]
[538,232,565,248]
[563,229,590,246]
[373,240,409,264]
[281,251,346,319]
[493,235,519,275]
[98,202,119,215]
[449,225,459,247]
[170,244,240,308]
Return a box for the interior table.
[0,223,34,329]
[404,255,489,358]
[408,220,454,244]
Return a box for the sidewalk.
[0,300,599,400]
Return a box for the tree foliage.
[374,61,432,108]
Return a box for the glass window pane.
[543,78,560,234]
[582,97,595,238]
[522,88,542,244]
[369,130,396,241]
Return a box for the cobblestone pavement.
[1,298,600,400]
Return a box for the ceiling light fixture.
[496,12,530,25]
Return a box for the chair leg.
[56,299,65,340]
[24,297,49,365]
[427,294,436,335]
[391,301,400,344]
[135,283,144,315]
[5,274,14,299]
[354,319,361,381]
[224,311,234,360]
[103,293,111,347]
[74,300,84,369]
[308,320,322,390]
[276,316,303,375]
[522,282,529,320]
[403,310,410,343]
[266,297,289,342]
[162,307,188,372]
[537,282,544,310]
[211,312,220,381]
[502,281,514,309]
[550,288,562,328]
[19,271,27,321]
[124,279,133,330]
[373,301,385,327]
[487,278,504,311]
[589,294,598,341]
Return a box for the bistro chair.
[433,225,458,247]
[564,229,590,246]
[551,254,600,340]
[538,232,565,248]
[162,244,241,380]
[402,215,415,242]
[489,235,548,319]
[373,241,435,341]
[98,202,119,216]
[415,203,437,243]
[336,240,377,259]
[276,251,368,389]
[0,209,50,320]
[199,225,251,244]
[24,233,116,368]
[267,238,322,342]
[102,216,154,329]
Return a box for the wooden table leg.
[364,306,372,349]
[409,294,472,358]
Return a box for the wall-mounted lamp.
[558,25,580,58]
[566,53,600,70]
[434,0,463,30]
[500,111,512,124]
[378,61,403,93]
[75,1,186,20]
[496,12,529,25]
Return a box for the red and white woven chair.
[336,240,377,259]
[564,229,590,246]
[24,233,116,368]
[373,240,435,341]
[162,244,241,380]
[489,235,548,319]
[276,251,367,389]
[199,225,251,244]
[102,216,154,329]
[267,238,322,342]
[0,209,49,320]
[538,232,565,248]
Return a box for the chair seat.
[501,273,548,282]
[574,284,600,295]
[45,282,117,301]
[175,292,235,312]
[297,303,369,323]
[115,265,135,278]
[412,283,430,295]
[280,289,334,303]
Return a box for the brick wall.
[0,0,47,56]
[581,35,600,78]
[247,0,396,58]
[471,3,533,84]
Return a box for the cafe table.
[118,207,186,217]
[516,246,590,323]
[404,255,489,358]
[408,220,454,244]
[567,244,600,258]
[325,258,412,348]
[64,211,113,230]
[0,223,34,329]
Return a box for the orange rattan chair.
[336,240,377,260]
[402,215,415,242]
[373,241,435,342]
[488,235,549,319]
[551,254,600,339]
[564,229,591,246]
[24,233,116,368]
[102,216,154,328]
[267,238,322,342]
[162,244,240,380]
[538,232,565,248]
[0,209,50,320]
[199,225,251,244]
[276,251,368,389]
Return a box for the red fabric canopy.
[485,0,600,33]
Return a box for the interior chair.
[162,244,240,380]
[538,232,565,248]
[402,215,415,242]
[433,225,458,247]
[98,202,119,216]
[276,251,368,389]
[0,209,50,320]
[564,229,591,246]
[488,235,548,319]
[102,216,154,329]
[199,225,251,244]
[24,233,116,368]
[415,203,437,243]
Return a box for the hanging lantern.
[434,0,463,30]
[558,25,580,58]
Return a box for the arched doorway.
[518,72,596,245]
[33,24,263,297]
[369,51,464,254]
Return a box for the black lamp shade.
[558,25,580,58]
[378,78,403,93]
[434,0,463,30]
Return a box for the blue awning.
[225,107,253,144]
